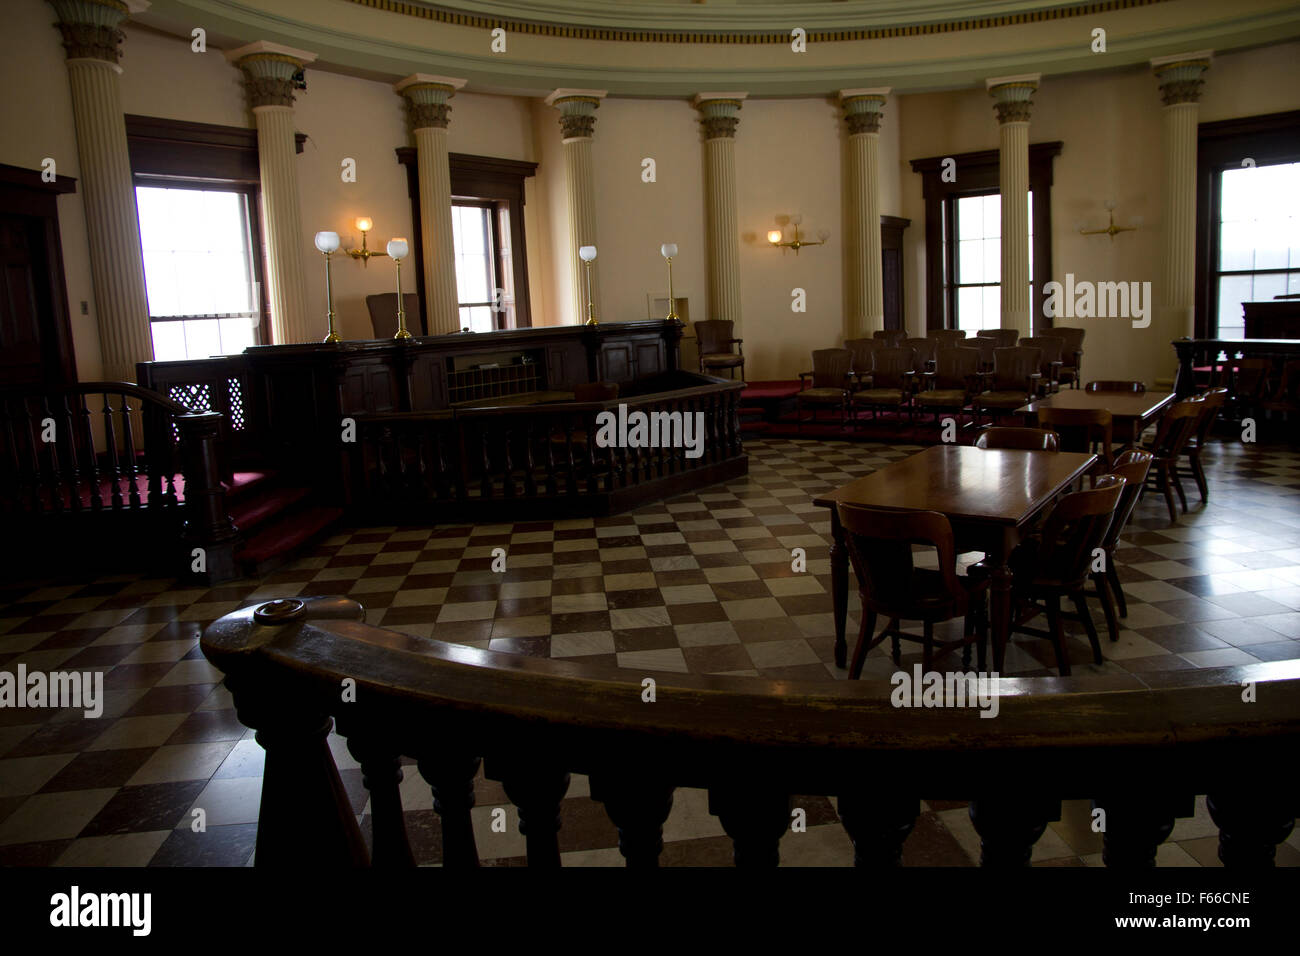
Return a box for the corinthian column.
[47,0,152,383]
[396,75,466,335]
[693,93,746,329]
[228,41,316,345]
[987,74,1040,337]
[546,89,606,324]
[1152,52,1212,340]
[840,89,889,338]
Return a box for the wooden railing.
[0,382,239,582]
[203,596,1300,868]
[1173,338,1300,400]
[136,356,256,484]
[348,375,747,521]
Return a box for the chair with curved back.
[1141,396,1205,522]
[1036,406,1113,471]
[914,347,981,425]
[1086,380,1146,395]
[851,347,916,425]
[963,336,997,373]
[694,320,745,380]
[905,337,939,374]
[1021,336,1065,394]
[927,329,968,350]
[366,293,421,339]
[1088,450,1154,643]
[977,328,1020,349]
[837,503,988,677]
[1052,327,1085,389]
[974,427,1060,451]
[797,348,853,427]
[1184,387,1228,503]
[1004,476,1127,675]
[975,346,1042,424]
[844,338,882,390]
[873,329,907,348]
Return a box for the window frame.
[1194,110,1300,338]
[910,142,1060,332]
[451,198,506,330]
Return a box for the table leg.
[989,531,1015,673]
[829,511,848,669]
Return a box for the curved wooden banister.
[0,380,198,418]
[203,597,1300,868]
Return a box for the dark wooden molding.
[0,162,77,195]
[910,142,1061,330]
[1194,111,1300,338]
[881,215,911,332]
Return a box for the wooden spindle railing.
[202,597,1300,869]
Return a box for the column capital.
[396,74,467,130]
[227,41,317,109]
[693,93,747,139]
[1151,51,1213,106]
[986,73,1040,125]
[47,0,150,66]
[546,89,607,141]
[840,88,890,135]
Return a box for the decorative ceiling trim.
[346,0,1173,44]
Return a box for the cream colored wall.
[899,41,1300,386]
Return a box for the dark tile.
[40,748,155,792]
[165,710,248,745]
[81,780,207,836]
[148,823,257,867]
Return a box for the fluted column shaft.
[695,94,746,328]
[230,43,315,345]
[1153,53,1212,339]
[547,91,605,324]
[49,0,151,382]
[988,75,1039,337]
[398,76,466,335]
[841,90,889,338]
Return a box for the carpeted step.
[223,470,276,499]
[227,484,311,534]
[236,505,342,571]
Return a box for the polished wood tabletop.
[813,445,1097,525]
[1019,390,1175,422]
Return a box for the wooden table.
[814,445,1097,673]
[1018,390,1175,445]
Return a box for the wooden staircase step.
[236,505,343,572]
[227,485,311,534]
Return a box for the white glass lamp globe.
[767,230,783,245]
[661,242,678,259]
[387,238,410,260]
[314,231,341,254]
[578,245,598,263]
[817,228,830,241]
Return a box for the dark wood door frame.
[0,163,78,385]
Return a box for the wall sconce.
[660,242,679,322]
[579,245,598,325]
[313,231,341,343]
[346,217,387,265]
[1078,200,1139,240]
[767,214,829,255]
[387,237,412,340]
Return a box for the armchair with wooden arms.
[797,348,853,427]
[694,320,745,380]
[974,346,1042,424]
[1053,327,1085,389]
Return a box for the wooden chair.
[797,349,853,427]
[872,329,907,348]
[366,293,421,339]
[1003,475,1126,675]
[914,347,981,425]
[844,338,881,390]
[1036,406,1113,471]
[1052,327,1085,389]
[905,337,939,374]
[1086,380,1146,394]
[927,329,968,350]
[1021,336,1065,394]
[851,348,915,425]
[974,346,1041,424]
[1141,397,1205,522]
[550,382,620,480]
[1185,387,1228,503]
[963,336,997,373]
[974,427,1060,451]
[976,328,1019,349]
[1088,450,1153,644]
[1228,358,1272,421]
[695,320,745,380]
[837,503,988,676]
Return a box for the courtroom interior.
[0,0,1298,872]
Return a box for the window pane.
[453,204,494,307]
[957,239,983,284]
[1217,275,1252,340]
[956,287,984,333]
[459,305,494,334]
[150,322,186,363]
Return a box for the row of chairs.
[840,432,1153,677]
[798,334,1083,427]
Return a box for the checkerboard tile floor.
[1,437,1298,866]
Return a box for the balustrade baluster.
[837,792,919,866]
[20,401,44,512]
[121,397,141,508]
[502,428,516,497]
[968,796,1060,867]
[589,776,675,867]
[1,399,29,510]
[585,413,599,495]
[708,788,791,867]
[1207,791,1297,866]
[522,423,538,497]
[1092,794,1189,868]
[343,734,415,868]
[494,762,570,867]
[480,428,493,498]
[418,752,483,868]
[39,396,62,512]
[59,395,82,512]
[102,394,123,509]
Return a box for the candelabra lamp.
[1078,200,1139,240]
[766,214,830,255]
[314,231,341,343]
[660,242,679,322]
[579,245,598,325]
[387,237,412,340]
[346,217,387,266]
